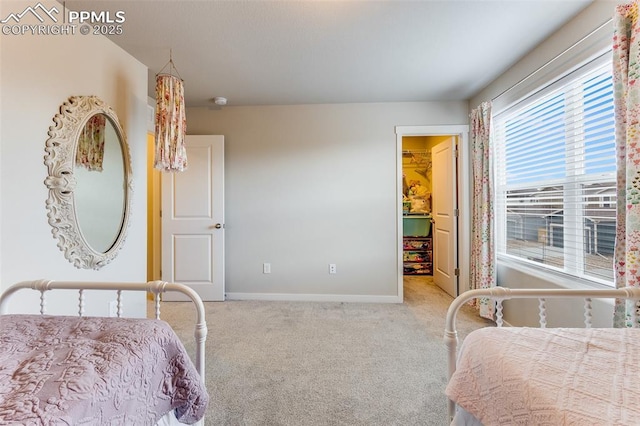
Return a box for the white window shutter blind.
[493,56,616,285]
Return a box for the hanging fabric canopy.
[155,72,187,172]
[76,113,106,171]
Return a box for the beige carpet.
[154,277,492,426]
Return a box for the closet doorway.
[395,125,470,301]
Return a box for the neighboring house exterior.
[506,182,615,255]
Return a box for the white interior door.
[162,135,225,301]
[431,137,458,298]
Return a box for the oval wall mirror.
[44,96,133,269]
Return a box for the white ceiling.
[66,0,594,108]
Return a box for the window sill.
[497,256,616,327]
[497,255,613,291]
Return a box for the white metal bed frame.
[444,286,640,421]
[0,279,208,383]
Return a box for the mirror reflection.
[73,114,126,253]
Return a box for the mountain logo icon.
[1,2,59,24]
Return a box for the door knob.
[212,223,223,229]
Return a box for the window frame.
[493,51,616,288]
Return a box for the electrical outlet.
[329,263,337,274]
[263,263,271,274]
[109,300,118,317]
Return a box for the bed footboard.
[444,286,640,421]
[0,279,208,380]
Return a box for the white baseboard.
[225,292,402,304]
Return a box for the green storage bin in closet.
[403,215,432,237]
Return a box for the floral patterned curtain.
[155,74,187,172]
[613,1,640,327]
[470,101,495,320]
[76,114,106,171]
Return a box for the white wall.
[187,101,468,301]
[470,1,619,109]
[0,1,148,316]
[470,1,623,327]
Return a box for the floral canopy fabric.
[155,74,187,172]
[76,114,106,171]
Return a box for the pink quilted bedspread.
[446,327,640,425]
[0,314,208,425]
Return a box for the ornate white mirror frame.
[44,96,133,270]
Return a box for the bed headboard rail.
[444,286,640,420]
[495,294,597,329]
[0,279,208,380]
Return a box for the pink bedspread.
[446,327,640,425]
[0,314,208,425]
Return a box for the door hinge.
[159,210,162,218]
[454,268,460,276]
[454,209,459,217]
